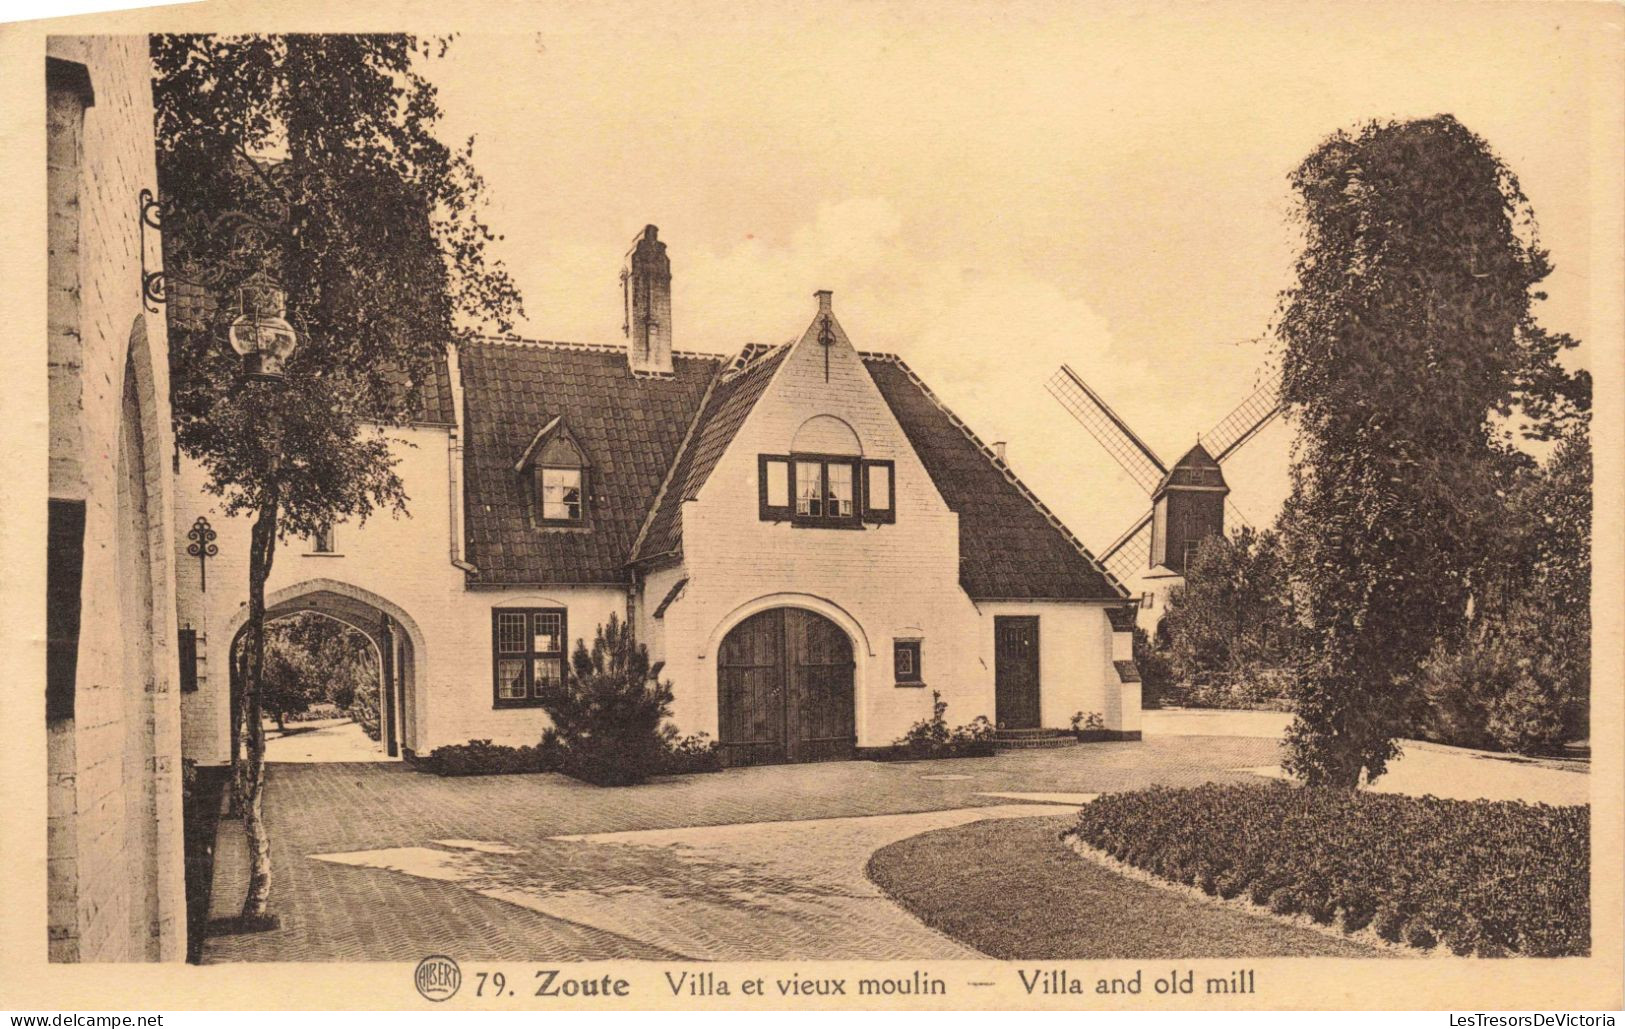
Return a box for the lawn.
[866,813,1382,959]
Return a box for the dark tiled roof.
[863,356,1126,602]
[1106,606,1138,633]
[1154,442,1227,494]
[631,345,790,564]
[1114,659,1142,683]
[460,341,720,584]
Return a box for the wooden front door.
[994,616,1041,729]
[717,608,856,766]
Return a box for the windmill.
[1045,363,1283,592]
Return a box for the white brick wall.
[179,422,635,757]
[46,34,185,963]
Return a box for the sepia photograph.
[1,0,1620,1014]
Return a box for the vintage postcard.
[0,0,1620,1014]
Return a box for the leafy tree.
[1273,115,1585,786]
[1415,424,1591,752]
[1160,527,1294,683]
[153,34,522,919]
[256,612,378,728]
[258,638,320,731]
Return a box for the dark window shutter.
[178,628,198,693]
[862,459,896,524]
[759,455,792,521]
[46,499,86,722]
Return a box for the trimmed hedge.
[1072,782,1588,957]
[421,730,722,780]
[423,738,559,777]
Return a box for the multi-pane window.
[760,453,888,527]
[540,467,582,521]
[894,639,923,685]
[492,607,568,708]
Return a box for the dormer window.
[516,418,591,529]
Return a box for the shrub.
[424,738,559,777]
[530,615,722,785]
[1133,628,1174,708]
[1215,870,1248,900]
[1072,782,1588,956]
[655,728,724,776]
[1070,710,1105,738]
[1402,918,1438,951]
[1373,905,1406,943]
[889,691,995,759]
[532,614,676,786]
[1178,669,1296,711]
[1416,599,1588,755]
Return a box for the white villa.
[175,226,1141,767]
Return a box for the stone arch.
[791,414,863,456]
[700,591,874,660]
[224,578,429,758]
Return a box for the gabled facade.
[178,228,1140,770]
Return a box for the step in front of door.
[992,729,1079,750]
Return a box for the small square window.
[894,640,923,684]
[312,524,336,553]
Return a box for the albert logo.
[414,954,461,1002]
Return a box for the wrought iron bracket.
[140,188,165,313]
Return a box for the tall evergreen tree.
[1274,115,1584,786]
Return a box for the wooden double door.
[717,608,856,766]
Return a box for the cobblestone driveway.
[203,736,1280,963]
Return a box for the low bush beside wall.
[876,691,995,760]
[1070,782,1588,957]
[422,738,560,777]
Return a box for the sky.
[424,0,1602,553]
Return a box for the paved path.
[313,804,1079,960]
[1146,707,1589,806]
[202,718,1587,963]
[203,737,1274,963]
[264,717,392,763]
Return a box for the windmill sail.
[1202,375,1282,463]
[1099,510,1153,586]
[1046,366,1167,496]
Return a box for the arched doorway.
[224,582,424,762]
[717,608,855,766]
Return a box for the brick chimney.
[622,225,672,376]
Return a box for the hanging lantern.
[228,275,299,381]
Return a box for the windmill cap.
[1152,442,1228,497]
